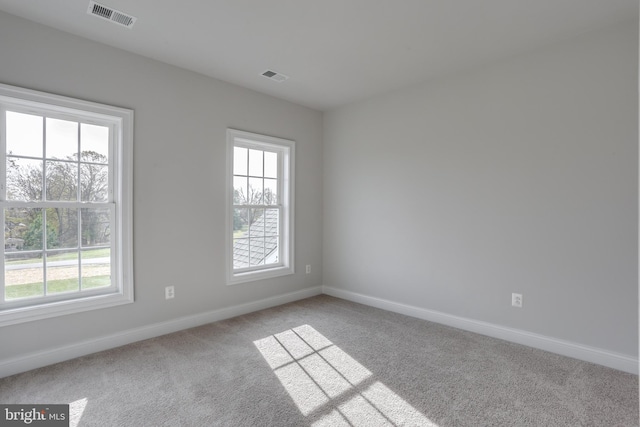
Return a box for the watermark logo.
[1,405,69,426]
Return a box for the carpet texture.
[1,295,638,426]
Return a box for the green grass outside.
[5,248,110,265]
[6,275,111,300]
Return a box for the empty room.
[0,1,638,426]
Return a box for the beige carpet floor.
[0,295,638,426]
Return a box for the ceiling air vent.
[87,1,137,29]
[262,70,289,83]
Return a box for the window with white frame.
[0,83,133,326]
[227,129,294,284]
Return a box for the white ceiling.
[0,0,636,111]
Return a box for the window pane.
[264,178,278,205]
[79,150,109,165]
[233,208,248,237]
[4,208,27,252]
[233,238,249,269]
[81,123,109,161]
[80,163,108,202]
[46,208,78,250]
[5,206,45,298]
[81,248,111,290]
[5,208,44,251]
[265,209,279,237]
[249,208,264,237]
[46,160,77,201]
[265,236,279,265]
[6,111,43,157]
[264,209,279,265]
[248,178,263,205]
[46,252,79,295]
[81,208,110,247]
[46,118,78,160]
[248,149,263,177]
[264,151,278,178]
[6,157,42,201]
[5,252,43,300]
[233,176,247,204]
[249,238,266,267]
[233,146,248,175]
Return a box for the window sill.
[0,290,134,327]
[228,265,294,286]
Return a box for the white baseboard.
[0,286,322,378]
[3,285,636,378]
[322,286,638,375]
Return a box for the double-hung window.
[227,129,294,284]
[0,83,133,326]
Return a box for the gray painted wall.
[0,11,323,362]
[323,22,638,356]
[1,10,637,371]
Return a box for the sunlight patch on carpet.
[69,398,87,427]
[254,324,438,426]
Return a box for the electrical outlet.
[306,265,311,274]
[512,293,522,308]
[165,286,175,300]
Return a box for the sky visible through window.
[6,111,109,159]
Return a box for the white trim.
[0,82,134,325]
[322,286,639,374]
[0,83,129,122]
[226,128,295,285]
[0,292,132,327]
[0,286,321,378]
